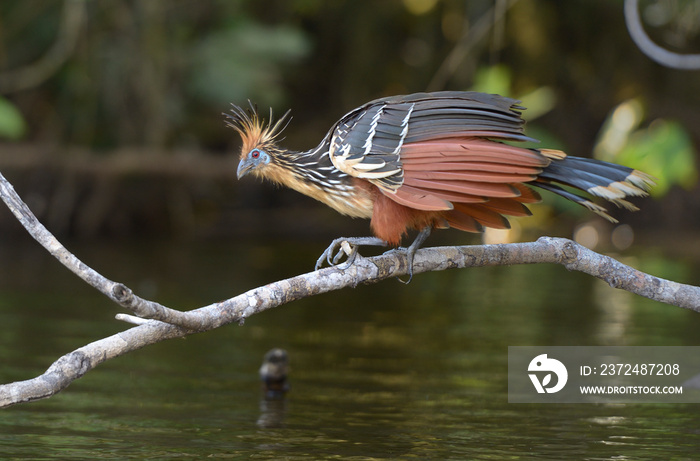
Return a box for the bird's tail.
[533,149,655,222]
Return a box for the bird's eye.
[251,149,261,159]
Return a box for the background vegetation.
[0,0,698,248]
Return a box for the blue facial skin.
[237,148,271,178]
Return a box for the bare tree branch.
[1,169,699,407]
[0,171,210,330]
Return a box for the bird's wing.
[327,97,415,191]
[327,91,547,211]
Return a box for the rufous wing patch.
[379,136,547,231]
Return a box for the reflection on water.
[0,239,700,459]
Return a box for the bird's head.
[225,103,291,180]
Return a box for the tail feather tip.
[627,170,656,192]
[587,169,655,202]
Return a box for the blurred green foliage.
[594,98,697,196]
[189,20,311,108]
[0,0,698,236]
[0,0,697,156]
[471,64,512,97]
[617,120,697,196]
[0,96,26,140]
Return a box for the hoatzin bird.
[228,91,653,280]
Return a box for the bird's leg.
[385,226,432,284]
[315,236,388,271]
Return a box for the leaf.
[616,119,697,196]
[594,99,697,197]
[471,64,512,97]
[0,96,27,140]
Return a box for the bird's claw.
[315,236,388,271]
[315,238,358,271]
[382,227,432,284]
[333,241,357,265]
[382,247,415,284]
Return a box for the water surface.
[0,239,699,459]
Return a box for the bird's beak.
[237,158,255,179]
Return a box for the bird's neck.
[266,146,374,219]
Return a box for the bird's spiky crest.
[224,103,292,157]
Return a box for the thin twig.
[0,171,207,330]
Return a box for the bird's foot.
[383,226,432,284]
[383,246,419,284]
[315,236,388,271]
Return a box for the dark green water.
[1,239,700,459]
